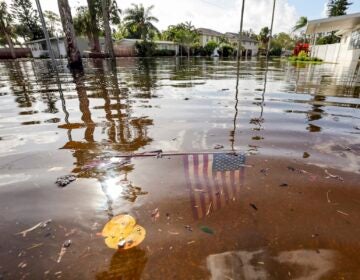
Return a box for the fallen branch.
[325,170,344,181]
[16,220,52,237]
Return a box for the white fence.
[310,43,340,63]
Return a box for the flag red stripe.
[183,155,198,220]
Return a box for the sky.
[5,0,360,34]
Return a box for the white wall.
[311,30,360,64]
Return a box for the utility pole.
[58,0,83,70]
[236,0,246,61]
[35,0,57,69]
[267,0,276,58]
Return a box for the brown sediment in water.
[0,58,359,279]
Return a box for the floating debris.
[55,175,76,187]
[184,225,193,232]
[260,168,270,176]
[200,226,214,235]
[250,203,258,211]
[101,215,146,250]
[57,240,71,263]
[151,208,160,222]
[214,144,224,150]
[16,219,52,237]
[325,169,344,181]
[280,183,289,187]
[303,152,310,158]
[336,210,349,216]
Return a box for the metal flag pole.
[236,0,246,61]
[34,0,57,70]
[266,0,276,59]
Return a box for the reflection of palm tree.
[124,4,159,40]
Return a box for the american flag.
[183,153,246,220]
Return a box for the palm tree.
[293,16,308,32]
[58,0,83,69]
[102,0,114,58]
[86,0,101,52]
[0,1,16,58]
[123,4,159,40]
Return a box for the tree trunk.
[58,0,83,69]
[102,0,114,58]
[5,33,16,59]
[87,0,101,53]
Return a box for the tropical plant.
[162,22,198,57]
[135,40,156,57]
[0,1,16,58]
[293,16,308,32]
[123,4,159,40]
[11,0,44,41]
[73,6,92,39]
[44,10,62,37]
[102,0,114,58]
[258,27,270,48]
[328,0,352,17]
[57,0,83,69]
[272,32,295,50]
[220,44,235,57]
[80,0,120,52]
[204,41,218,56]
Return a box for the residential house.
[197,28,259,56]
[306,13,360,64]
[25,37,105,58]
[114,39,179,57]
[225,32,259,56]
[197,28,223,46]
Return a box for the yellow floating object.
[102,215,146,250]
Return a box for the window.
[349,29,360,49]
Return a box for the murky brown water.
[0,57,359,279]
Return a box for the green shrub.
[204,41,218,56]
[220,44,235,57]
[153,49,176,56]
[135,40,156,57]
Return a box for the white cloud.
[6,0,298,34]
[321,1,328,17]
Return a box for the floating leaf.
[102,215,146,250]
[200,226,214,235]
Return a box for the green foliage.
[316,34,340,45]
[272,32,295,51]
[289,51,322,63]
[11,0,44,41]
[44,10,62,37]
[269,42,282,56]
[327,0,352,17]
[73,6,91,37]
[219,44,235,57]
[258,27,270,48]
[204,41,218,56]
[0,1,17,46]
[162,22,199,56]
[153,49,176,56]
[135,40,156,57]
[124,4,159,40]
[293,16,308,32]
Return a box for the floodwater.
[0,57,359,279]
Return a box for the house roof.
[197,28,223,36]
[225,32,258,43]
[24,37,65,44]
[305,12,360,34]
